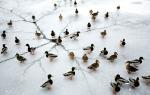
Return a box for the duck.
[120,39,126,46]
[92,11,99,17]
[32,15,36,21]
[83,44,94,53]
[15,37,20,45]
[110,82,121,93]
[35,31,42,37]
[51,30,55,38]
[129,77,140,88]
[69,52,75,60]
[7,20,12,26]
[59,14,63,20]
[74,1,77,6]
[15,53,26,62]
[63,67,76,79]
[87,22,91,29]
[107,52,118,61]
[89,10,93,15]
[26,44,36,54]
[100,47,108,56]
[75,8,78,15]
[142,75,150,83]
[57,36,62,45]
[45,51,58,61]
[70,31,80,40]
[41,74,53,89]
[101,30,107,38]
[64,29,69,36]
[88,60,100,70]
[82,54,88,63]
[117,5,120,10]
[126,57,144,66]
[1,44,7,54]
[105,12,109,18]
[1,30,6,39]
[126,63,138,74]
[115,74,129,85]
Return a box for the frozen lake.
[0,0,150,95]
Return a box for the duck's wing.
[63,71,74,76]
[142,75,150,79]
[83,46,90,50]
[126,59,139,63]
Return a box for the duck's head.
[116,74,120,78]
[26,44,29,47]
[15,37,18,39]
[3,30,6,33]
[104,47,106,50]
[47,74,53,79]
[58,36,61,39]
[72,67,76,71]
[123,39,125,41]
[95,60,99,63]
[114,52,118,55]
[32,15,35,19]
[45,51,48,54]
[77,31,80,34]
[136,77,139,81]
[139,57,144,60]
[15,53,19,57]
[104,30,106,32]
[91,44,94,47]
[3,44,6,47]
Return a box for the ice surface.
[0,0,150,95]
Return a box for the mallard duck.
[129,77,140,88]
[57,36,62,45]
[32,15,36,21]
[100,47,108,56]
[83,44,94,53]
[63,67,76,79]
[15,37,20,45]
[126,63,138,74]
[120,39,126,46]
[7,20,12,26]
[101,30,107,37]
[105,12,109,18]
[64,29,69,36]
[142,75,150,83]
[87,22,91,28]
[15,53,26,62]
[110,82,121,93]
[82,54,88,63]
[59,14,63,20]
[51,30,55,38]
[117,5,120,10]
[45,51,58,61]
[126,57,144,66]
[74,1,77,6]
[41,74,53,89]
[92,11,99,17]
[107,52,118,61]
[1,30,6,39]
[26,44,36,54]
[88,60,100,70]
[70,31,80,40]
[35,31,42,37]
[1,44,7,54]
[89,10,93,15]
[115,74,129,85]
[69,52,75,60]
[75,8,78,15]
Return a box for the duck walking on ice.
[41,74,53,89]
[129,77,140,88]
[107,52,118,61]
[83,44,94,54]
[15,53,26,63]
[45,51,58,61]
[110,82,121,93]
[69,52,75,60]
[15,37,20,45]
[120,39,126,47]
[101,30,107,38]
[1,44,7,54]
[26,44,36,54]
[126,57,144,66]
[126,63,138,74]
[63,67,76,79]
[115,74,129,85]
[88,60,100,71]
[70,31,80,40]
[1,30,6,39]
[100,47,108,57]
[82,54,88,63]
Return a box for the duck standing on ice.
[83,44,94,54]
[63,67,76,80]
[1,44,7,54]
[41,74,53,89]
